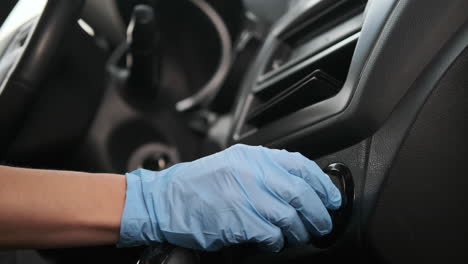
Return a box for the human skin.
[0,166,125,249]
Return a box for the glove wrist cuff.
[117,169,164,247]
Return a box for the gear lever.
[126,4,160,105]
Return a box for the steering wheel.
[0,0,84,154]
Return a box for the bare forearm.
[0,166,126,249]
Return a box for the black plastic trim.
[230,0,468,158]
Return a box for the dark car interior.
[1,0,467,263]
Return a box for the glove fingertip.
[258,233,284,253]
[315,214,334,237]
[259,241,284,253]
[325,185,343,210]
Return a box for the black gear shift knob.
[139,244,200,264]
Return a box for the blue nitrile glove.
[118,144,341,252]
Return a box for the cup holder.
[108,120,180,173]
[127,143,179,172]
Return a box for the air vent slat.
[246,70,341,127]
[261,0,366,79]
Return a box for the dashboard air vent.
[247,70,341,127]
[261,0,366,80]
[239,37,357,136]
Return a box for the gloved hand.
[118,144,341,252]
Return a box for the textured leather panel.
[361,18,468,232]
[367,43,468,263]
[346,0,468,132]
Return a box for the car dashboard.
[1,0,468,263]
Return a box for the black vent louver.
[238,0,366,136]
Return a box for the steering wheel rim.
[0,0,85,155]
